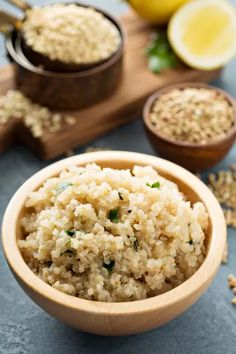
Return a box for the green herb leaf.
[65,230,76,237]
[108,208,119,223]
[56,181,73,195]
[103,260,115,273]
[146,181,160,189]
[146,32,178,74]
[118,192,123,200]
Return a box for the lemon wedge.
[168,0,236,70]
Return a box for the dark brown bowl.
[143,83,236,172]
[5,5,124,110]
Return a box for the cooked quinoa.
[19,164,208,302]
[23,4,121,65]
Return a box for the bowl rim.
[143,82,236,149]
[5,2,125,78]
[1,151,226,316]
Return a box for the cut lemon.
[168,0,236,70]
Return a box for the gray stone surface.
[0,1,236,353]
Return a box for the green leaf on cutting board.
[146,31,178,73]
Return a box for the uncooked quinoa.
[149,88,235,144]
[23,4,121,65]
[0,90,76,138]
[208,167,236,229]
[19,164,208,302]
[228,274,236,305]
[207,166,236,266]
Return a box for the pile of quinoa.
[23,4,121,65]
[207,166,236,265]
[206,167,236,305]
[149,88,235,144]
[208,166,236,229]
[18,164,208,302]
[0,90,76,138]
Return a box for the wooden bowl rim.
[5,2,125,78]
[2,151,226,316]
[143,82,236,149]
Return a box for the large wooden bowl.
[143,83,236,172]
[5,4,124,110]
[2,151,226,336]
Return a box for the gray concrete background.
[0,1,236,353]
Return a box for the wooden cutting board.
[0,11,221,160]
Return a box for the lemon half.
[168,0,236,70]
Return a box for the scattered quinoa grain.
[232,297,236,305]
[0,90,76,137]
[222,242,228,265]
[207,168,236,228]
[228,274,236,304]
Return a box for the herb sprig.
[146,32,178,74]
[108,208,119,223]
[65,230,76,237]
[146,181,160,189]
[103,260,115,273]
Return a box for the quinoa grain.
[0,90,76,138]
[149,88,234,144]
[207,169,236,228]
[23,4,121,65]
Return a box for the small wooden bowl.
[2,151,226,336]
[5,6,124,110]
[143,83,236,172]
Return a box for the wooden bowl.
[143,83,236,172]
[5,5,124,110]
[2,151,226,336]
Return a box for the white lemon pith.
[168,0,236,70]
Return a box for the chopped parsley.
[146,181,160,189]
[56,181,73,195]
[108,208,119,223]
[103,260,115,273]
[118,192,123,200]
[65,230,76,237]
